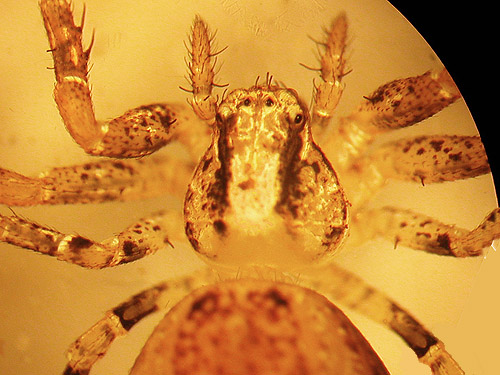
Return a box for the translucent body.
[0,1,498,375]
[185,87,348,271]
[131,280,389,375]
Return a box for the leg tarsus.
[310,12,349,130]
[421,342,465,375]
[0,168,43,206]
[460,208,500,256]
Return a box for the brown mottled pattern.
[372,135,490,184]
[358,70,460,129]
[0,211,172,268]
[131,280,389,375]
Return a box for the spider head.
[184,85,349,273]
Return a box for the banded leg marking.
[308,263,465,375]
[350,207,500,257]
[63,269,214,375]
[0,210,179,268]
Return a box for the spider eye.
[294,113,303,124]
[243,98,251,106]
[265,98,274,107]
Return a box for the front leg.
[40,0,181,158]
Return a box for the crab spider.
[0,1,498,374]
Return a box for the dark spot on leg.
[68,236,93,250]
[429,139,444,152]
[63,364,90,375]
[122,240,136,256]
[487,210,498,222]
[437,233,452,251]
[389,303,439,358]
[416,232,431,239]
[113,290,161,331]
[448,152,462,161]
[419,220,432,227]
[112,161,125,170]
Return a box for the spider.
[0,0,498,374]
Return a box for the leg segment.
[306,263,465,375]
[310,13,349,130]
[0,154,193,206]
[0,210,182,268]
[320,69,461,170]
[63,268,215,375]
[184,16,221,123]
[40,0,184,158]
[355,69,460,130]
[362,135,489,184]
[350,207,500,257]
[343,135,490,206]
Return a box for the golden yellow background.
[0,1,497,374]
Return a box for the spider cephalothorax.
[185,84,348,269]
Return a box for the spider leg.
[343,134,490,206]
[320,69,460,171]
[0,210,184,268]
[40,0,203,158]
[350,207,500,257]
[0,154,193,206]
[307,262,465,375]
[309,13,348,131]
[62,268,214,375]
